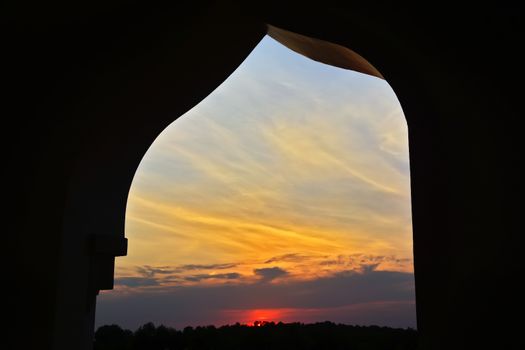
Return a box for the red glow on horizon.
[245,309,283,326]
[220,308,291,326]
[216,302,416,328]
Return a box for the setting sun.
[246,309,283,326]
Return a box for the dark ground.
[94,321,418,350]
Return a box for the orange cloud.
[113,35,413,300]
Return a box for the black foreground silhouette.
[94,321,417,350]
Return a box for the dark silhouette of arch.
[5,2,522,349]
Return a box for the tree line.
[94,321,418,350]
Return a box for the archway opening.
[96,30,415,338]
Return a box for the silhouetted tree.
[94,324,132,350]
[94,321,418,350]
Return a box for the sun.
[246,309,283,326]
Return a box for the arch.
[7,3,522,350]
[57,20,414,347]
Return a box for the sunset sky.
[95,36,415,330]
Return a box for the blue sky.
[96,35,415,330]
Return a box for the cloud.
[317,254,413,273]
[122,254,412,289]
[178,263,238,271]
[184,273,243,282]
[253,267,289,282]
[122,35,412,276]
[115,277,160,287]
[136,266,177,278]
[135,263,239,279]
[264,253,321,264]
[97,268,415,330]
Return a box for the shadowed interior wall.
[5,2,522,350]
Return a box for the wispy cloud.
[177,263,238,271]
[264,253,322,264]
[136,263,238,278]
[318,254,413,273]
[104,35,414,328]
[136,265,177,278]
[115,277,160,288]
[114,253,412,289]
[184,273,243,282]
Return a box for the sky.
[95,36,415,330]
